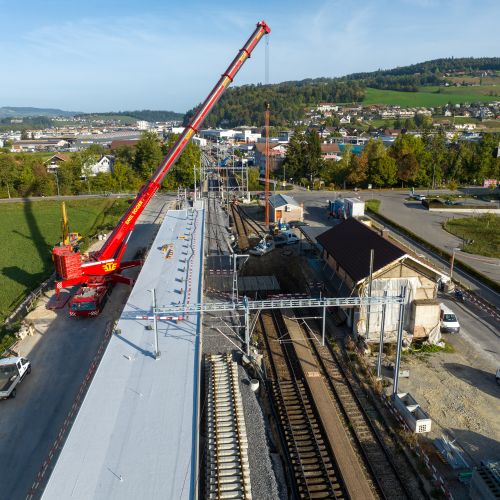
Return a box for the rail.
[260,311,346,498]
[298,314,426,499]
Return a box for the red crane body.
[53,21,271,317]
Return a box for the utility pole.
[392,286,407,398]
[151,288,160,360]
[376,290,387,379]
[265,103,270,227]
[365,249,374,339]
[449,247,460,283]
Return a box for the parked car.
[440,304,460,334]
[0,357,31,399]
[414,194,426,201]
[274,231,299,247]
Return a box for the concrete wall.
[428,207,500,214]
[376,261,437,300]
[272,205,303,224]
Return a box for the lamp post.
[449,247,461,283]
[53,168,60,196]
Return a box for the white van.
[274,231,299,247]
[440,304,460,334]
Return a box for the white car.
[0,357,31,399]
[414,194,426,201]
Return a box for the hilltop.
[184,57,500,127]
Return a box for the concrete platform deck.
[42,204,204,500]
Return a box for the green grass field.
[363,87,500,107]
[443,215,500,258]
[0,198,131,322]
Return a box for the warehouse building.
[316,218,446,343]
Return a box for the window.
[71,301,96,311]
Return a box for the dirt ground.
[395,345,500,466]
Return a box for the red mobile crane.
[52,21,271,317]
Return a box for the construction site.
[1,19,499,500]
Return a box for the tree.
[159,135,200,189]
[346,152,368,186]
[364,139,397,187]
[0,153,16,198]
[134,131,163,179]
[21,129,29,140]
[304,129,323,184]
[282,128,307,181]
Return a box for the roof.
[254,142,286,153]
[43,205,204,500]
[320,143,341,154]
[43,153,70,163]
[0,357,22,365]
[316,218,406,284]
[269,194,300,208]
[110,139,140,150]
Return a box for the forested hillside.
[346,57,500,91]
[183,80,364,128]
[76,109,184,122]
[183,57,499,127]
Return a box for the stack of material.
[206,353,251,499]
[52,246,81,279]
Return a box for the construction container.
[394,393,432,433]
[328,198,346,218]
[344,197,365,218]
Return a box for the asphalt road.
[440,294,500,369]
[289,188,500,307]
[0,194,171,500]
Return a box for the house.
[316,218,445,343]
[44,153,70,173]
[254,142,287,172]
[86,155,114,176]
[268,194,303,224]
[320,143,342,161]
[339,115,351,124]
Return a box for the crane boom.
[52,21,271,316]
[89,20,270,270]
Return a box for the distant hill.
[0,106,79,118]
[184,57,500,127]
[76,110,184,122]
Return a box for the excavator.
[59,201,82,250]
[51,21,271,317]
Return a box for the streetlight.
[52,168,60,196]
[449,247,461,283]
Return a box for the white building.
[87,155,114,176]
[200,129,236,141]
[136,121,150,130]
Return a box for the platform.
[42,205,204,500]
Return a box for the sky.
[0,0,498,113]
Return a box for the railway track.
[230,203,250,250]
[259,311,346,499]
[205,353,252,499]
[297,314,428,500]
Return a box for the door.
[276,210,282,220]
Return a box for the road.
[0,194,171,500]
[288,188,500,307]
